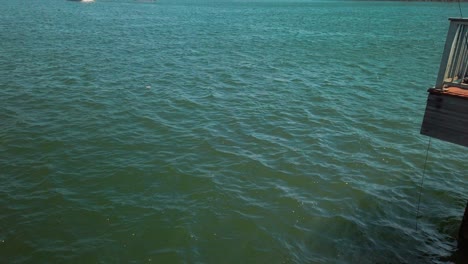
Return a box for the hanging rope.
[459,0,464,18]
[415,138,432,232]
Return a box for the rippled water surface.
[1,0,468,263]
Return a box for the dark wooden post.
[458,201,468,250]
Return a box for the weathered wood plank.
[420,91,468,147]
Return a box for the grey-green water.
[1,0,467,263]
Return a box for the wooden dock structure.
[420,18,468,252]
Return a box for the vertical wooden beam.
[459,201,468,250]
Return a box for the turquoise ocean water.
[1,0,468,263]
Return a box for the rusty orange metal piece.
[428,86,468,99]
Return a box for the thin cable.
[459,0,463,18]
[415,137,432,232]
